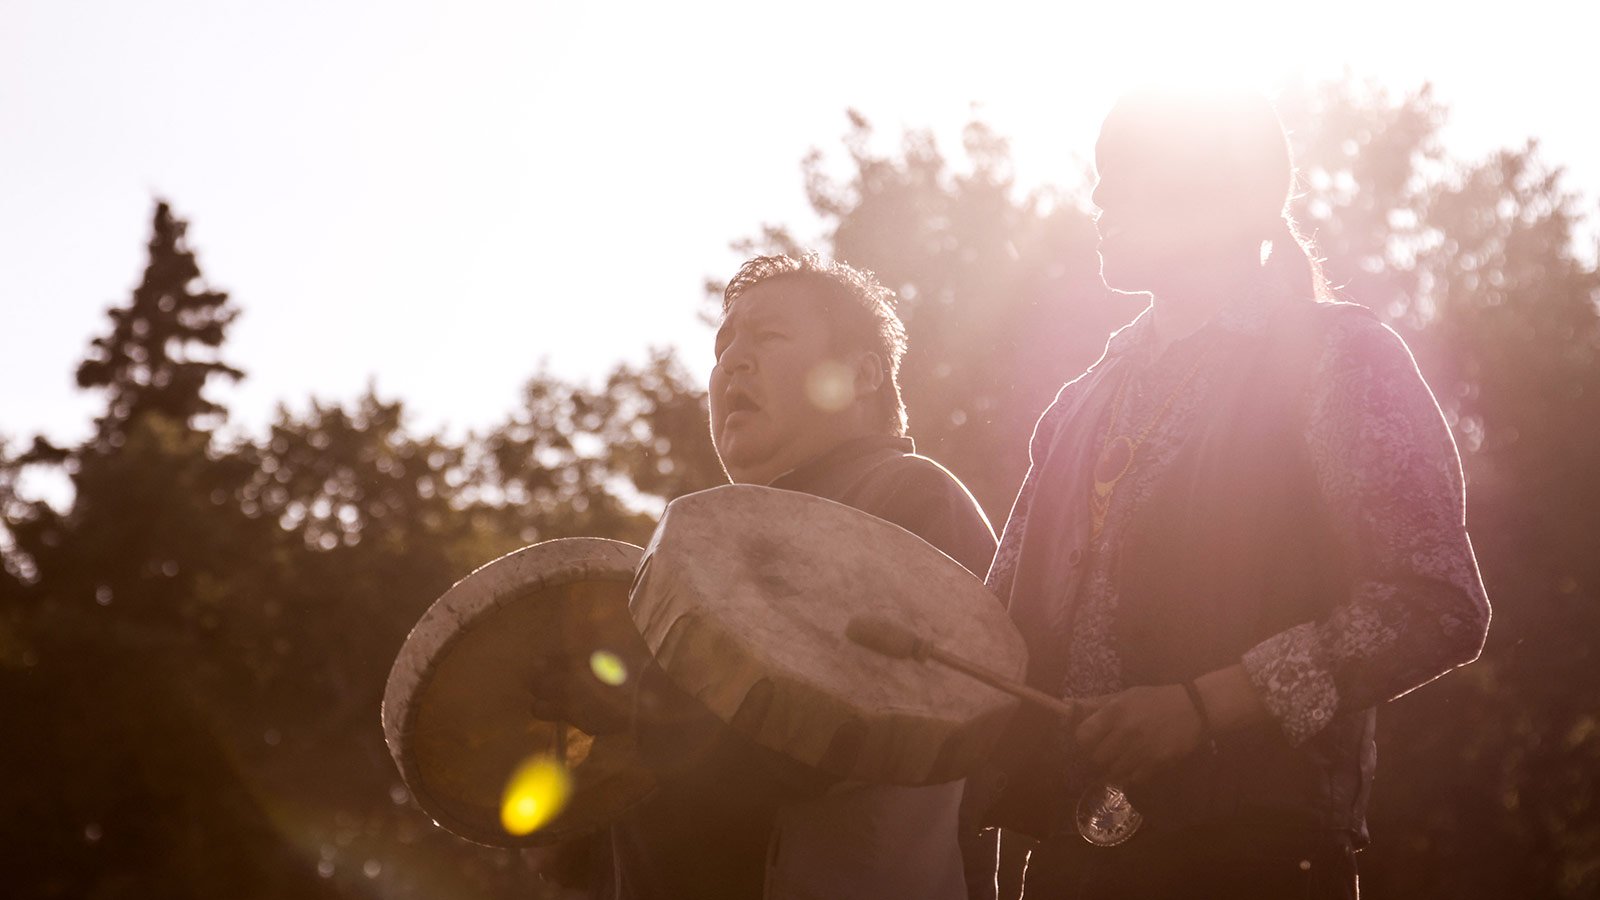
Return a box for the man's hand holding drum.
[1071,665,1267,787]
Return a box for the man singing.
[606,253,996,900]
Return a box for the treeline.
[3,78,1598,899]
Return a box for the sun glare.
[1089,0,1310,92]
[499,755,572,837]
[1112,46,1286,101]
[805,361,855,413]
[589,649,629,687]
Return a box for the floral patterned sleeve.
[1240,312,1492,746]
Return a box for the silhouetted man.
[605,253,997,900]
[979,87,1490,900]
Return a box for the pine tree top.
[76,201,244,450]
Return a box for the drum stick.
[846,615,1077,720]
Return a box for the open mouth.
[724,387,760,421]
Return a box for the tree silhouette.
[1361,142,1600,899]
[3,78,1598,900]
[0,201,339,900]
[477,349,723,547]
[75,201,243,452]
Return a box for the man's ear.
[853,351,885,398]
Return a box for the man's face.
[708,280,864,485]
[1093,136,1203,295]
[1091,119,1255,296]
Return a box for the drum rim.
[382,536,646,847]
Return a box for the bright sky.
[5,0,1599,453]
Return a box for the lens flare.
[499,755,572,836]
[589,650,628,686]
[805,360,854,412]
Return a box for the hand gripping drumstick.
[846,615,1077,720]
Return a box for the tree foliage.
[74,201,244,452]
[3,77,1598,899]
[765,112,1129,515]
[0,204,719,899]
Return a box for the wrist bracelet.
[1182,680,1219,755]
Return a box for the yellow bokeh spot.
[589,650,628,687]
[499,755,572,836]
[805,360,855,413]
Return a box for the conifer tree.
[75,200,243,450]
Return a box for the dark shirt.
[607,435,997,900]
[771,435,997,580]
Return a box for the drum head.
[630,485,1027,786]
[383,538,656,847]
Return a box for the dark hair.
[1101,86,1334,301]
[722,253,909,437]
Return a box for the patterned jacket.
[984,292,1490,841]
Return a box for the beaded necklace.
[1089,353,1207,540]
